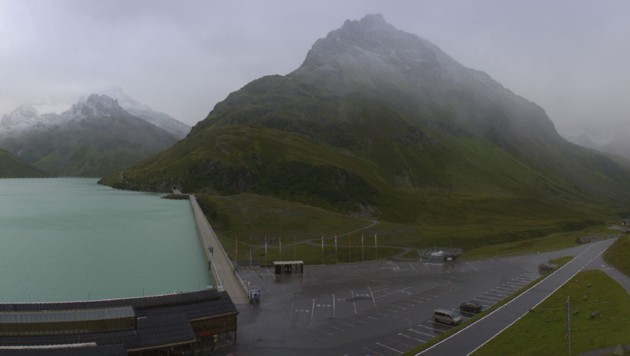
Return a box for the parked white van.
[433,309,463,325]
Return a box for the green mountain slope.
[0,149,49,178]
[101,15,630,233]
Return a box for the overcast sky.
[1,0,629,135]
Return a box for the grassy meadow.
[194,192,620,265]
[603,235,630,276]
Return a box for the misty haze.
[1,2,630,356]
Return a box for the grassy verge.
[461,226,615,260]
[403,256,572,355]
[472,269,630,355]
[603,235,630,276]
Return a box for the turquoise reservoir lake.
[0,178,211,303]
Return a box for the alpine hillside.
[0,94,180,177]
[101,15,630,243]
[0,148,49,178]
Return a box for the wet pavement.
[213,244,592,356]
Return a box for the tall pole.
[567,296,572,356]
[362,234,365,262]
[348,235,351,263]
[321,235,324,264]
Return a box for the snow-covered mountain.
[0,94,180,177]
[98,87,191,138]
[1,88,191,139]
[0,105,64,134]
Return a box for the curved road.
[417,238,616,356]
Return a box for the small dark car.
[459,301,483,314]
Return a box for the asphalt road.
[212,241,607,356]
[418,238,616,356]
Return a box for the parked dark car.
[459,301,482,314]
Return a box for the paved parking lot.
[215,245,584,356]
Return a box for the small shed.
[273,261,304,275]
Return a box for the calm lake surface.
[0,178,211,303]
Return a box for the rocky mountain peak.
[83,94,123,112]
[68,94,126,121]
[339,13,394,34]
[291,14,457,94]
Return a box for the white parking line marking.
[375,342,403,353]
[486,291,507,297]
[399,332,424,342]
[310,298,315,326]
[369,286,377,307]
[287,302,295,327]
[364,346,386,356]
[494,288,516,295]
[503,282,525,288]
[409,328,435,338]
[409,263,418,273]
[522,272,539,278]
[416,324,445,333]
[481,295,503,301]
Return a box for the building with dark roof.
[0,289,238,355]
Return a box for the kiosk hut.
[273,261,304,275]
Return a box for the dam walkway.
[189,195,249,304]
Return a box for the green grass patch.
[462,226,614,260]
[473,269,630,355]
[196,193,404,264]
[194,191,618,265]
[604,235,630,276]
